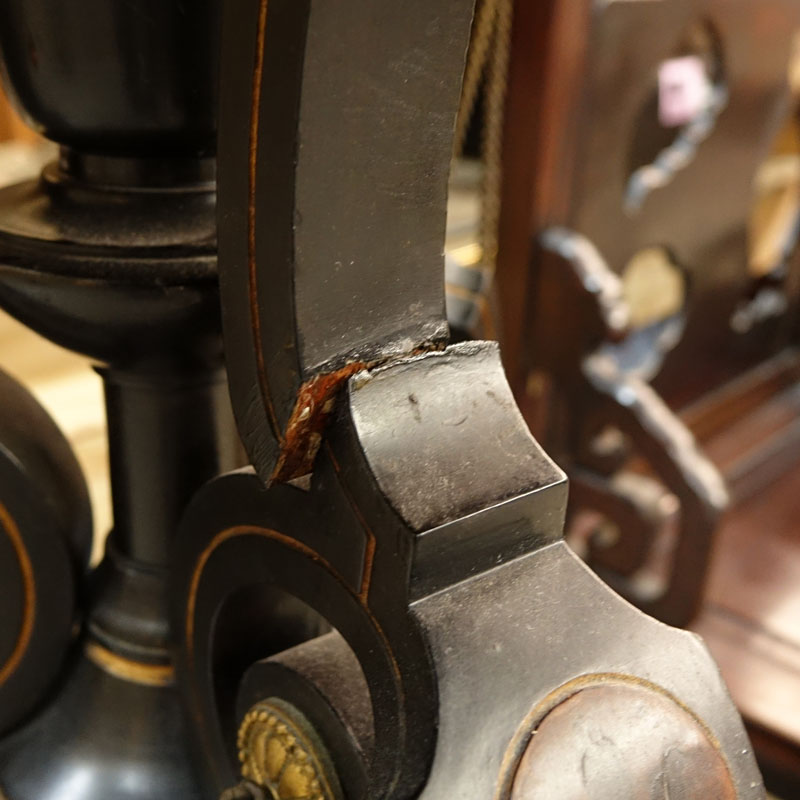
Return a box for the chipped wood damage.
[270,362,369,483]
[269,340,448,484]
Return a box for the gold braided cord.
[455,0,503,157]
[481,0,513,270]
[450,0,514,336]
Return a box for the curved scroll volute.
[0,368,92,734]
[218,0,476,484]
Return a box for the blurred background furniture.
[448,0,800,794]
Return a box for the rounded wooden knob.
[511,683,737,800]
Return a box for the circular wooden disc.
[511,683,736,800]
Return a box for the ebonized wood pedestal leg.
[0,151,234,799]
[0,4,225,793]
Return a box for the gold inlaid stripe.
[85,641,175,688]
[247,0,283,443]
[0,502,35,687]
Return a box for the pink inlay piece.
[658,55,712,127]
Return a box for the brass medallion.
[237,699,342,800]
